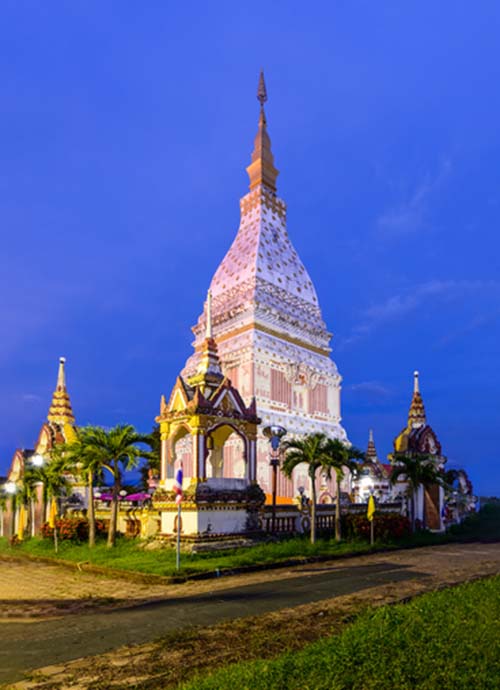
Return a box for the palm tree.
[281,433,328,544]
[16,465,40,539]
[75,425,147,547]
[32,448,71,552]
[323,439,365,541]
[59,430,104,548]
[390,453,443,530]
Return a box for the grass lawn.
[0,534,384,577]
[179,575,500,690]
[0,505,496,579]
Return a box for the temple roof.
[393,371,442,457]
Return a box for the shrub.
[41,517,107,542]
[343,512,411,541]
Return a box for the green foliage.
[66,424,150,547]
[40,517,107,542]
[0,534,374,576]
[390,453,443,492]
[448,503,500,540]
[180,576,500,690]
[343,512,411,540]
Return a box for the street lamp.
[263,425,287,532]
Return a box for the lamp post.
[263,425,287,533]
[30,454,44,536]
[4,482,17,538]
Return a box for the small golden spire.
[246,71,279,192]
[47,356,75,425]
[408,370,426,429]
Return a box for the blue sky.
[1,1,499,495]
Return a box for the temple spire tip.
[247,71,278,192]
[413,370,420,393]
[257,70,267,108]
[57,357,67,390]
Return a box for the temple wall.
[160,507,249,536]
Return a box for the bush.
[343,512,411,541]
[41,517,107,542]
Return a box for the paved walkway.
[1,543,499,686]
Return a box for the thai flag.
[173,467,183,505]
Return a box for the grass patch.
[0,534,378,577]
[180,575,500,690]
[1,505,497,579]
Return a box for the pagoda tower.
[2,357,78,537]
[183,74,347,497]
[391,371,446,530]
[36,356,77,454]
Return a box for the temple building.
[352,430,393,503]
[155,294,265,537]
[1,357,78,537]
[390,371,446,530]
[181,73,347,499]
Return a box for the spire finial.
[257,70,268,108]
[246,72,279,192]
[414,370,420,394]
[57,356,67,391]
[206,290,213,339]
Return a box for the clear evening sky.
[1,2,499,495]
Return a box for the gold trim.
[202,322,330,357]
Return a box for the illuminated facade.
[182,74,347,499]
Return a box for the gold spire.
[47,357,76,425]
[187,297,224,395]
[246,71,279,192]
[407,370,426,428]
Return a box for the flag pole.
[176,502,181,571]
[367,493,376,546]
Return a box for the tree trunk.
[310,468,317,544]
[335,473,342,541]
[87,471,96,548]
[53,518,59,554]
[107,464,119,548]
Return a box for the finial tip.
[257,70,267,107]
[60,356,66,364]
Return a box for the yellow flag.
[367,495,376,522]
[48,498,58,528]
[17,505,26,540]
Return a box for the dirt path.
[2,542,500,689]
